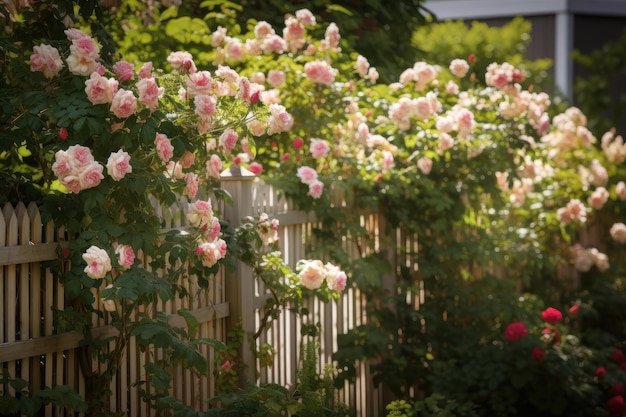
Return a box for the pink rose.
[154,133,174,163]
[194,94,217,117]
[78,161,104,190]
[296,166,318,184]
[557,199,587,225]
[187,200,214,227]
[504,321,528,342]
[110,89,137,118]
[325,263,347,292]
[106,149,132,181]
[206,217,222,241]
[225,38,244,61]
[610,223,626,244]
[179,151,195,169]
[293,137,304,149]
[112,60,134,81]
[266,104,293,135]
[267,70,286,88]
[308,179,324,199]
[184,173,199,199]
[587,187,609,210]
[304,60,337,85]
[249,162,263,176]
[186,71,213,97]
[85,72,118,105]
[449,58,469,78]
[309,138,330,159]
[261,34,287,54]
[532,347,545,361]
[115,244,135,270]
[298,260,325,290]
[197,241,221,268]
[417,156,433,175]
[206,154,223,179]
[167,51,196,74]
[138,61,153,79]
[136,77,163,111]
[30,44,63,78]
[295,8,316,26]
[219,129,238,153]
[616,181,626,201]
[541,307,563,325]
[82,246,112,279]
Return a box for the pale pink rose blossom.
[219,129,238,153]
[78,161,104,190]
[262,34,287,54]
[101,285,117,313]
[30,44,63,78]
[436,116,455,133]
[225,38,244,61]
[186,71,213,97]
[64,28,90,40]
[304,60,337,85]
[237,76,252,102]
[136,77,163,111]
[267,70,286,88]
[355,55,369,78]
[85,72,118,105]
[266,104,293,134]
[115,244,135,270]
[187,200,214,227]
[495,171,509,191]
[325,263,347,292]
[167,51,196,73]
[413,62,438,90]
[445,80,459,94]
[295,8,316,26]
[589,248,610,272]
[82,246,112,279]
[257,213,279,245]
[206,155,222,179]
[184,173,199,199]
[449,59,470,78]
[557,199,587,225]
[260,89,280,105]
[247,119,267,136]
[413,97,432,119]
[368,67,379,83]
[438,132,454,153]
[587,187,609,210]
[205,217,222,241]
[323,22,341,50]
[194,94,217,118]
[110,89,137,118]
[197,240,223,268]
[106,149,132,181]
[417,156,433,175]
[310,138,330,159]
[455,108,475,138]
[297,166,318,184]
[357,123,369,145]
[254,21,275,39]
[308,179,324,199]
[616,181,626,201]
[138,62,153,79]
[283,16,306,52]
[154,133,174,162]
[112,61,134,81]
[298,260,325,290]
[66,35,100,76]
[610,223,626,244]
[589,160,608,187]
[211,26,227,47]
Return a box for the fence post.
[220,166,257,384]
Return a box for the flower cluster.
[187,200,227,268]
[296,259,347,292]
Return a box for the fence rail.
[0,173,382,416]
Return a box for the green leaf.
[177,309,199,339]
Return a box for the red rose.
[532,347,545,361]
[596,366,606,379]
[569,305,579,315]
[505,321,528,342]
[611,349,625,364]
[541,307,563,325]
[607,395,625,417]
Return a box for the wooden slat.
[0,242,61,266]
[0,302,229,363]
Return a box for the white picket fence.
[0,170,385,416]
